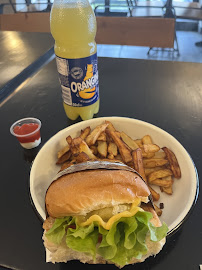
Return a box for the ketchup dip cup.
[10,117,42,149]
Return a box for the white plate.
[30,117,199,235]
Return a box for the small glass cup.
[10,117,42,149]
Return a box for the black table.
[0,31,54,102]
[0,56,202,270]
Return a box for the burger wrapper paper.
[53,160,147,181]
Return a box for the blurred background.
[0,0,202,62]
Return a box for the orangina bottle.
[50,0,99,120]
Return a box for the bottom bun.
[43,233,165,267]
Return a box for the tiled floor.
[97,30,202,63]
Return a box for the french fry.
[108,142,118,157]
[127,161,135,169]
[105,120,116,131]
[115,131,121,138]
[143,144,160,153]
[154,204,163,216]
[97,132,107,142]
[100,158,122,163]
[162,175,173,181]
[73,137,96,159]
[149,178,173,187]
[107,153,115,160]
[90,145,98,156]
[145,166,167,177]
[132,148,147,182]
[120,132,139,150]
[56,151,71,164]
[75,152,90,163]
[143,158,168,168]
[148,186,160,201]
[86,123,109,146]
[106,129,132,164]
[80,126,91,140]
[70,145,80,156]
[160,176,173,194]
[57,144,70,159]
[79,140,97,159]
[160,185,173,195]
[115,154,124,162]
[66,135,73,146]
[97,141,108,158]
[142,135,153,145]
[59,159,77,172]
[71,137,82,155]
[148,169,173,182]
[141,150,155,159]
[162,147,181,179]
[141,135,159,157]
[72,137,83,146]
[153,151,166,159]
[134,139,143,148]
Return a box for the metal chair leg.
[126,0,133,16]
[147,47,152,55]
[8,0,16,13]
[174,32,180,56]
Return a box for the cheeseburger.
[43,162,168,267]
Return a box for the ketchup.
[13,123,40,143]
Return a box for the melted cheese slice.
[77,198,142,230]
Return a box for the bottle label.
[55,53,99,107]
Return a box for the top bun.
[45,169,150,218]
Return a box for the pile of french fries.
[56,121,181,216]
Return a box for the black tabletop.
[0,56,202,270]
[0,31,54,89]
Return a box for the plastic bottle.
[50,0,99,120]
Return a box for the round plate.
[30,117,199,236]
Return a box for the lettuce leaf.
[45,217,73,244]
[45,211,168,266]
[66,222,98,258]
[98,217,149,266]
